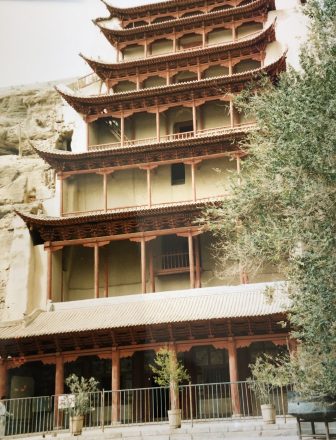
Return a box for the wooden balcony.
[88,123,255,152]
[155,251,191,275]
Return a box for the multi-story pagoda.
[0,0,302,422]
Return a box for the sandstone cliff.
[0,84,73,317]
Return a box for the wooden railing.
[156,251,190,275]
[120,29,265,63]
[88,123,256,151]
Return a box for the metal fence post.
[189,382,193,427]
[100,390,105,432]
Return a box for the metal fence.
[1,381,292,437]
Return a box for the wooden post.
[230,100,234,128]
[103,173,108,212]
[111,350,120,424]
[104,246,109,298]
[136,71,140,90]
[149,243,155,293]
[228,340,241,416]
[116,43,120,62]
[120,115,125,147]
[156,108,160,142]
[173,33,177,52]
[166,70,170,85]
[141,238,146,294]
[47,247,52,301]
[0,361,7,399]
[55,355,64,396]
[144,40,148,58]
[94,244,99,299]
[169,345,180,410]
[195,236,201,288]
[202,27,206,48]
[197,65,202,81]
[232,25,236,42]
[191,162,196,202]
[147,168,152,208]
[192,104,197,136]
[59,175,64,216]
[188,233,195,289]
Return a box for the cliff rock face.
[0,84,73,320]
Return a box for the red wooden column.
[94,244,99,299]
[120,114,125,147]
[0,360,7,399]
[140,165,158,208]
[111,349,120,425]
[230,99,235,128]
[228,340,241,416]
[83,241,110,299]
[58,174,65,216]
[104,246,109,298]
[97,170,113,213]
[195,236,201,288]
[116,43,120,62]
[177,231,202,289]
[149,242,155,293]
[55,354,64,396]
[47,246,53,301]
[144,40,148,58]
[130,237,156,293]
[156,108,160,142]
[192,103,197,136]
[202,26,206,48]
[184,159,202,202]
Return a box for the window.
[171,163,185,185]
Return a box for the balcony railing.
[156,251,190,275]
[1,381,292,436]
[119,29,265,63]
[88,123,255,151]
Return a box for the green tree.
[206,0,336,399]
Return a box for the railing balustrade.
[88,123,256,151]
[157,251,190,273]
[1,381,292,436]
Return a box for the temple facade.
[0,0,306,422]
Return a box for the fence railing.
[1,381,292,437]
[87,123,256,151]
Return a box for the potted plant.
[249,355,281,424]
[64,374,99,436]
[150,348,190,428]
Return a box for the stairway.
[18,418,298,440]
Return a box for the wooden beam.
[49,226,202,249]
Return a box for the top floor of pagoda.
[95,0,275,47]
[101,0,247,27]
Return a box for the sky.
[0,0,160,88]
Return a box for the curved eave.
[95,0,275,45]
[56,54,286,115]
[101,0,230,20]
[16,199,217,228]
[82,22,276,79]
[33,129,247,172]
[16,200,215,244]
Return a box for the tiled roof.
[16,198,220,226]
[56,54,286,106]
[102,0,220,17]
[96,0,274,42]
[0,282,289,339]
